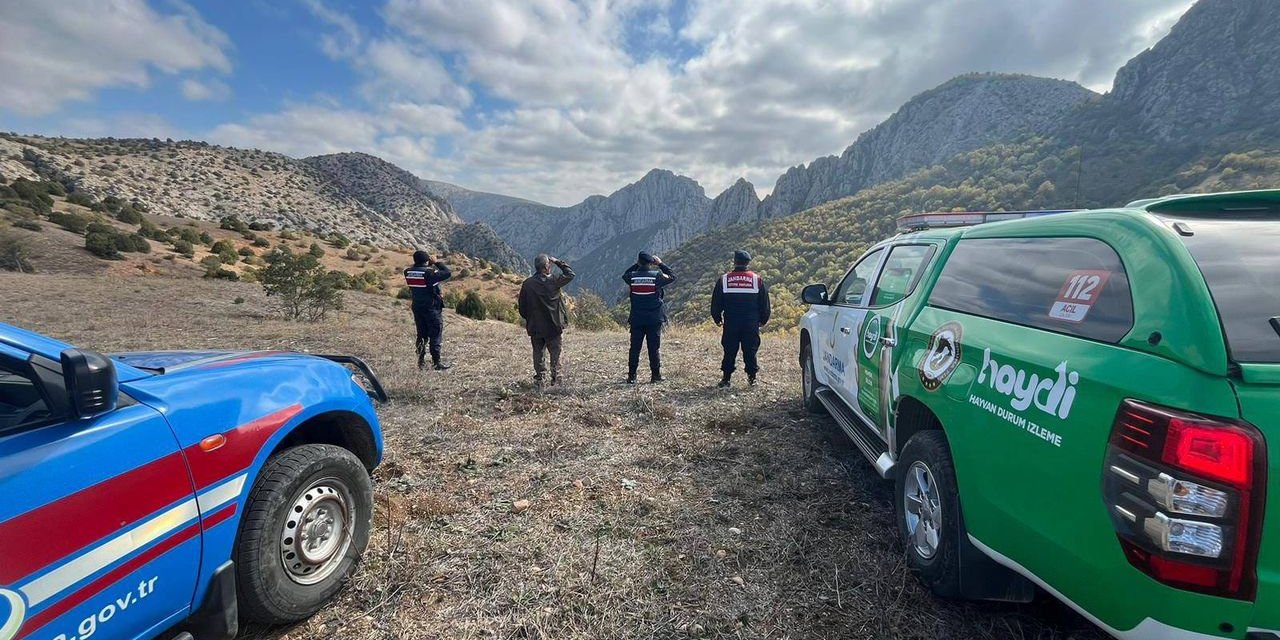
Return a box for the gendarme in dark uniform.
[403,250,451,370]
[710,250,770,387]
[622,251,676,383]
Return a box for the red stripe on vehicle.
[16,503,237,639]
[0,454,193,584]
[184,404,303,490]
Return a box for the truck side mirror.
[801,283,829,305]
[60,349,118,419]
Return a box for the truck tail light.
[1103,400,1266,600]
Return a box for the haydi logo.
[977,348,1079,420]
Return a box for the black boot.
[551,372,560,386]
[650,371,665,383]
[717,373,731,388]
[626,371,637,384]
[748,374,757,386]
[416,340,427,370]
[433,361,452,371]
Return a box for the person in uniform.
[403,250,452,370]
[710,250,770,387]
[517,254,576,387]
[622,252,676,384]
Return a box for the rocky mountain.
[661,0,1280,329]
[302,153,527,271]
[760,73,1098,218]
[421,179,544,221]
[457,168,765,295]
[0,135,526,271]
[303,152,461,232]
[1110,0,1280,142]
[445,74,1094,296]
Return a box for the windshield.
[1170,217,1280,363]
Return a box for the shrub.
[124,234,150,253]
[238,246,255,257]
[171,239,195,257]
[198,231,214,246]
[3,202,35,218]
[115,206,143,225]
[248,221,274,231]
[85,231,122,259]
[219,215,248,233]
[204,265,239,280]
[233,296,245,304]
[210,239,238,264]
[13,218,41,231]
[66,191,96,207]
[259,249,344,322]
[326,232,351,248]
[483,294,521,324]
[308,242,325,258]
[455,290,487,320]
[457,268,472,278]
[569,290,618,331]
[344,247,362,261]
[0,229,34,272]
[50,211,90,233]
[442,288,465,307]
[252,236,270,248]
[397,286,412,300]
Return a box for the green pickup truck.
[798,190,1280,639]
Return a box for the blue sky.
[0,0,1194,206]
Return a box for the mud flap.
[958,531,1036,602]
[186,561,238,640]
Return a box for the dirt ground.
[2,274,1106,640]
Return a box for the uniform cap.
[733,250,752,265]
[638,251,655,264]
[412,250,430,265]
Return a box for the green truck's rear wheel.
[896,431,963,597]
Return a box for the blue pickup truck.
[0,322,386,640]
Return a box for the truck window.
[834,248,884,306]
[927,237,1134,343]
[0,361,53,431]
[1170,217,1280,363]
[872,244,936,306]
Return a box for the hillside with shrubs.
[0,133,525,271]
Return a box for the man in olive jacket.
[517,254,575,386]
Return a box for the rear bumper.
[968,535,1233,640]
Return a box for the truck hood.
[111,350,295,374]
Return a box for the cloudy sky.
[0,0,1194,206]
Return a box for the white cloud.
[302,0,363,59]
[210,0,1196,206]
[0,0,232,115]
[181,78,231,101]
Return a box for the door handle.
[839,327,852,335]
[880,336,898,347]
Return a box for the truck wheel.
[235,444,373,624]
[896,431,963,598]
[801,348,824,414]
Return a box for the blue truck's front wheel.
[234,444,374,623]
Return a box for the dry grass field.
[1,273,1105,640]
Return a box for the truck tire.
[801,347,824,414]
[234,444,373,624]
[896,431,963,598]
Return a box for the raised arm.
[553,259,576,288]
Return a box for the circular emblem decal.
[861,315,883,359]
[919,322,963,391]
[0,588,26,640]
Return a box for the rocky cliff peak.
[761,73,1097,218]
[1110,0,1280,141]
[710,178,761,227]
